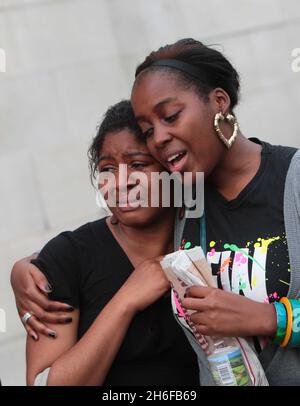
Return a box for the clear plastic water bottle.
[207,339,252,386]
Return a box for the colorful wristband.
[273,302,287,345]
[287,299,300,348]
[280,298,293,348]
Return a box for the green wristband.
[273,302,287,345]
[288,299,300,348]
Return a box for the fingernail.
[64,317,72,324]
[66,306,74,312]
[31,333,38,341]
[48,331,56,338]
[44,284,53,293]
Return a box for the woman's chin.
[115,206,162,227]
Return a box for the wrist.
[259,303,277,337]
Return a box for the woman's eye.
[143,128,154,138]
[131,162,148,169]
[164,111,180,124]
[99,167,115,173]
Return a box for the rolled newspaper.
[160,246,269,386]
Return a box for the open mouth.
[166,151,188,171]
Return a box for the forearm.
[230,300,278,337]
[228,301,277,337]
[47,291,136,386]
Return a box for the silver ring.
[21,312,33,324]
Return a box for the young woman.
[11,100,199,386]
[130,38,300,385]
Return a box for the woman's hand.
[118,257,170,314]
[182,286,277,338]
[11,254,75,340]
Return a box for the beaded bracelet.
[273,301,287,345]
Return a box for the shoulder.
[67,217,110,246]
[260,139,298,168]
[288,149,300,168]
[250,138,298,183]
[32,218,111,306]
[285,150,300,195]
[37,217,110,262]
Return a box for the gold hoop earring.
[214,112,239,149]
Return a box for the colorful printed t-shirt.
[180,138,297,350]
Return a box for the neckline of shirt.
[205,138,271,210]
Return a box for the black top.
[181,139,297,350]
[32,218,199,386]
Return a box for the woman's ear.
[209,88,231,113]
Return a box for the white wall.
[0,0,299,385]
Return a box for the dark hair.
[88,100,143,184]
[135,38,240,109]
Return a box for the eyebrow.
[123,151,152,158]
[98,155,113,162]
[135,97,178,121]
[154,97,178,109]
[98,151,152,163]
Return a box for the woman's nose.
[152,126,173,149]
[117,167,137,192]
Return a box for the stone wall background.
[0,0,299,385]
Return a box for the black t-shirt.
[32,218,199,386]
[181,139,297,349]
